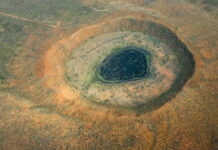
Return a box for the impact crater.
[66,16,195,113]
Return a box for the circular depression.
[66,17,195,113]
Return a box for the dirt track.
[0,11,60,28]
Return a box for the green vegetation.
[0,0,97,22]
[0,0,100,80]
[187,0,218,6]
[202,0,218,6]
[0,17,28,79]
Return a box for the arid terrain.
[0,0,217,150]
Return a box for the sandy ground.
[0,0,217,149]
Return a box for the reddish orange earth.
[0,0,217,150]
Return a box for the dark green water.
[98,47,149,83]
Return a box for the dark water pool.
[98,47,150,83]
